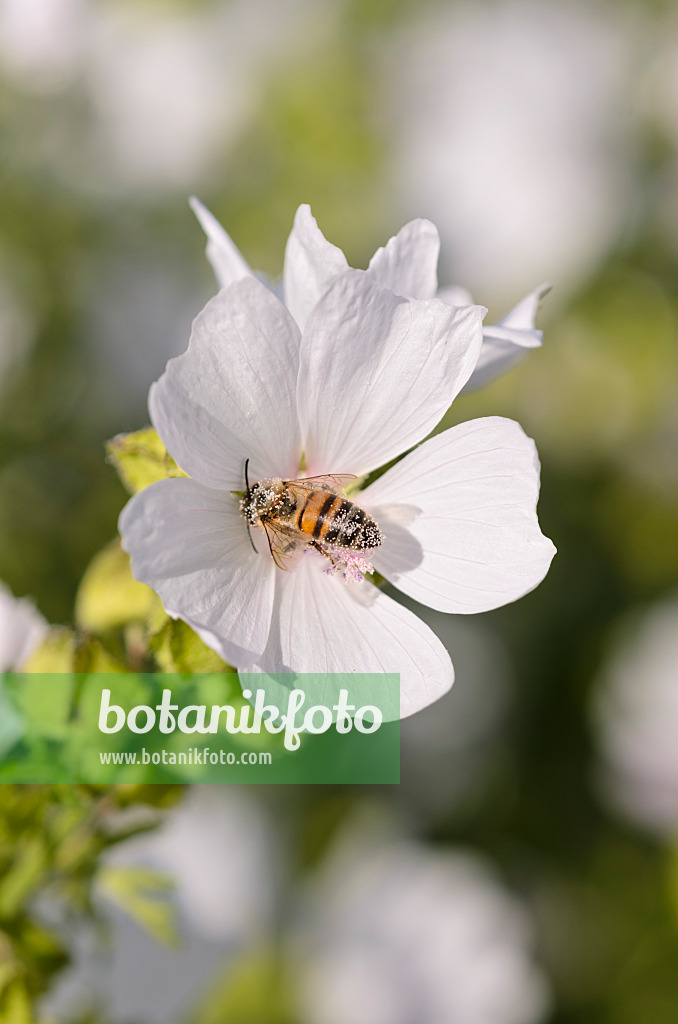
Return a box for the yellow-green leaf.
[150,618,231,673]
[22,629,125,675]
[192,948,295,1024]
[0,980,34,1024]
[0,837,47,918]
[75,540,155,632]
[106,427,187,495]
[22,629,75,673]
[97,865,178,948]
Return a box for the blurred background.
[1,0,678,1021]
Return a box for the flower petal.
[190,197,253,289]
[361,417,556,613]
[241,557,454,718]
[437,284,473,306]
[119,477,275,665]
[495,281,552,332]
[297,270,485,477]
[150,276,303,490]
[367,218,439,299]
[283,205,349,330]
[462,283,551,392]
[0,584,47,672]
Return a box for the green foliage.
[97,865,178,948]
[23,537,232,678]
[21,630,76,674]
[11,673,76,743]
[75,540,155,633]
[192,948,297,1024]
[22,629,124,674]
[106,428,187,496]
[0,786,180,1019]
[149,618,232,674]
[0,982,35,1024]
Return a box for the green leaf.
[0,980,34,1024]
[0,683,25,759]
[106,427,187,495]
[192,948,296,1024]
[12,673,75,741]
[21,629,75,673]
[150,618,231,673]
[0,837,47,918]
[20,626,125,675]
[97,866,178,948]
[75,540,155,633]
[21,630,125,674]
[77,638,127,674]
[0,960,18,1000]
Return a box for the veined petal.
[241,557,454,718]
[119,478,275,665]
[361,417,556,614]
[150,277,302,490]
[462,283,551,392]
[283,205,349,331]
[367,218,439,300]
[190,197,253,290]
[297,270,485,477]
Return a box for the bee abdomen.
[296,490,382,551]
[324,498,382,551]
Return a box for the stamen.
[323,548,376,585]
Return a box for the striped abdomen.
[295,490,382,551]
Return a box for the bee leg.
[310,540,336,567]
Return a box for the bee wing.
[284,473,357,494]
[261,518,308,572]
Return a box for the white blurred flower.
[80,0,340,194]
[107,787,276,942]
[120,257,554,717]
[0,581,47,671]
[593,596,678,835]
[84,6,228,193]
[298,835,550,1024]
[642,17,678,253]
[383,0,636,303]
[192,198,549,391]
[46,788,277,1024]
[0,0,85,91]
[0,0,341,194]
[83,244,206,414]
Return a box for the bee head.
[240,474,283,524]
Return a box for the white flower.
[120,255,554,717]
[593,596,678,835]
[190,198,549,391]
[0,582,48,671]
[297,835,551,1024]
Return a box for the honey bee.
[240,460,383,571]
